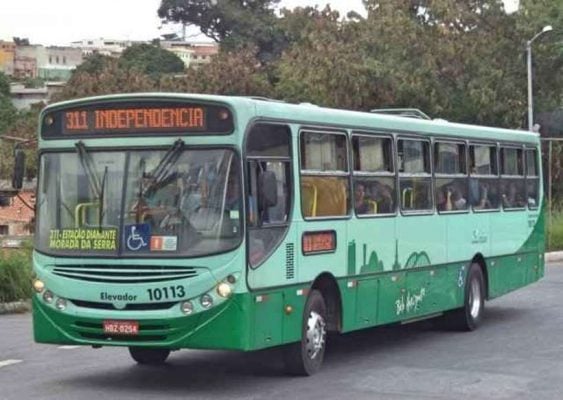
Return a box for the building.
[191,43,218,66]
[13,45,43,78]
[13,55,37,79]
[12,44,82,81]
[0,40,15,75]
[39,46,83,80]
[9,83,47,110]
[70,38,141,57]
[0,189,35,238]
[161,40,218,68]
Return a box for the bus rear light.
[200,294,213,309]
[180,301,194,315]
[33,279,45,293]
[55,298,67,311]
[43,290,54,304]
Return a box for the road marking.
[0,360,22,369]
[58,345,81,350]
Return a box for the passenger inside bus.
[501,181,525,208]
[374,183,394,213]
[437,185,467,211]
[354,181,394,215]
[354,184,370,214]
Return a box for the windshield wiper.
[75,141,101,197]
[143,139,184,197]
[98,166,108,231]
[135,158,146,224]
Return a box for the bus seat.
[367,200,378,214]
[315,177,347,216]
[75,202,100,228]
[301,181,318,217]
[402,187,414,209]
[338,183,347,214]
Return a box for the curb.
[545,251,563,263]
[0,300,31,315]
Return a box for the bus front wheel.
[283,289,327,376]
[128,347,170,365]
[443,263,485,331]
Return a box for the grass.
[0,247,32,303]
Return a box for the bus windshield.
[36,148,243,257]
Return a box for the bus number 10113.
[147,285,186,301]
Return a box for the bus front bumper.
[32,294,253,351]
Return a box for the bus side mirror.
[12,148,26,190]
[258,170,277,210]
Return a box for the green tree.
[0,95,17,135]
[74,53,113,75]
[160,47,273,96]
[0,71,10,97]
[119,43,185,79]
[0,106,40,180]
[275,7,375,109]
[158,0,286,62]
[53,57,157,102]
[516,0,563,120]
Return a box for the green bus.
[28,94,544,375]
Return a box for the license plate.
[103,320,139,335]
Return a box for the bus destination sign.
[41,101,234,138]
[65,107,206,132]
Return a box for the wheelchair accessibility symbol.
[125,224,151,251]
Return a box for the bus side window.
[434,141,468,212]
[398,138,432,212]
[245,123,292,268]
[525,148,539,208]
[352,134,395,216]
[500,147,526,209]
[469,144,500,210]
[300,131,349,218]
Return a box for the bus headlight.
[43,290,54,304]
[216,282,233,298]
[180,301,194,315]
[33,279,45,293]
[55,298,67,311]
[200,294,213,309]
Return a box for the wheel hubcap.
[469,278,482,319]
[305,311,326,360]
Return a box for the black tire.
[442,263,485,331]
[129,347,170,365]
[283,290,327,376]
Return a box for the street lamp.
[527,25,553,131]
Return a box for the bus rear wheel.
[283,289,327,376]
[443,263,485,331]
[128,347,170,365]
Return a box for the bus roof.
[43,93,539,145]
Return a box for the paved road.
[1,264,563,400]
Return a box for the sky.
[0,0,520,46]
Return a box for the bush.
[0,248,32,303]
[547,210,563,251]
